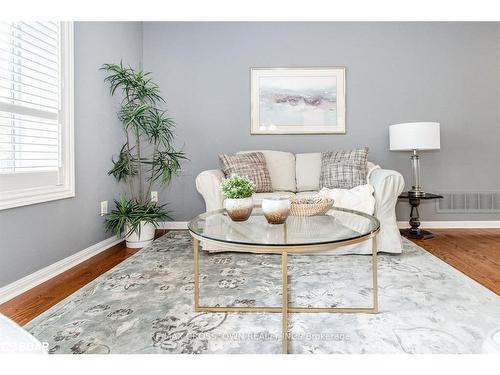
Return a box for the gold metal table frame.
[190,229,379,354]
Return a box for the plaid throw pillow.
[219,152,272,193]
[319,148,369,189]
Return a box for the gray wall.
[143,22,500,222]
[0,22,143,287]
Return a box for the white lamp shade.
[389,122,440,151]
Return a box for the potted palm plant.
[102,62,186,248]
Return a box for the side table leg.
[400,197,436,240]
[282,251,288,354]
[408,197,421,236]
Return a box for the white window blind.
[0,22,74,210]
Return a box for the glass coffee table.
[188,207,380,354]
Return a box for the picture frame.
[250,67,346,135]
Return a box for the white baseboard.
[397,221,500,229]
[159,221,188,230]
[0,236,123,304]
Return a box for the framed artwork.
[250,67,346,134]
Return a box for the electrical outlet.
[100,201,108,216]
[151,191,158,203]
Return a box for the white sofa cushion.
[295,152,321,192]
[239,150,296,192]
[319,184,375,215]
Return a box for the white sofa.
[196,150,405,254]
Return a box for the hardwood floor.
[0,229,499,326]
[412,229,500,296]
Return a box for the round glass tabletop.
[188,207,380,247]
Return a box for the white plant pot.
[262,197,291,224]
[224,197,254,221]
[125,221,156,248]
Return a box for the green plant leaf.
[108,144,137,181]
[220,174,255,199]
[146,149,186,186]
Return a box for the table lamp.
[389,122,440,197]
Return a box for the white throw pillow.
[318,184,375,214]
[295,152,321,192]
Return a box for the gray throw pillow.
[219,152,273,193]
[319,148,369,189]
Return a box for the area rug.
[26,231,500,354]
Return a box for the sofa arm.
[0,314,48,354]
[369,168,405,253]
[196,169,225,212]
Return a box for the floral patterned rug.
[26,231,500,354]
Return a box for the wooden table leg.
[400,197,436,240]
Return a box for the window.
[0,22,74,210]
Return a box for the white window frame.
[0,22,74,210]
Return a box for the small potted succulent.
[220,175,255,221]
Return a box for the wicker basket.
[289,196,334,216]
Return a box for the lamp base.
[408,189,425,197]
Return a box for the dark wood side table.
[398,192,443,240]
